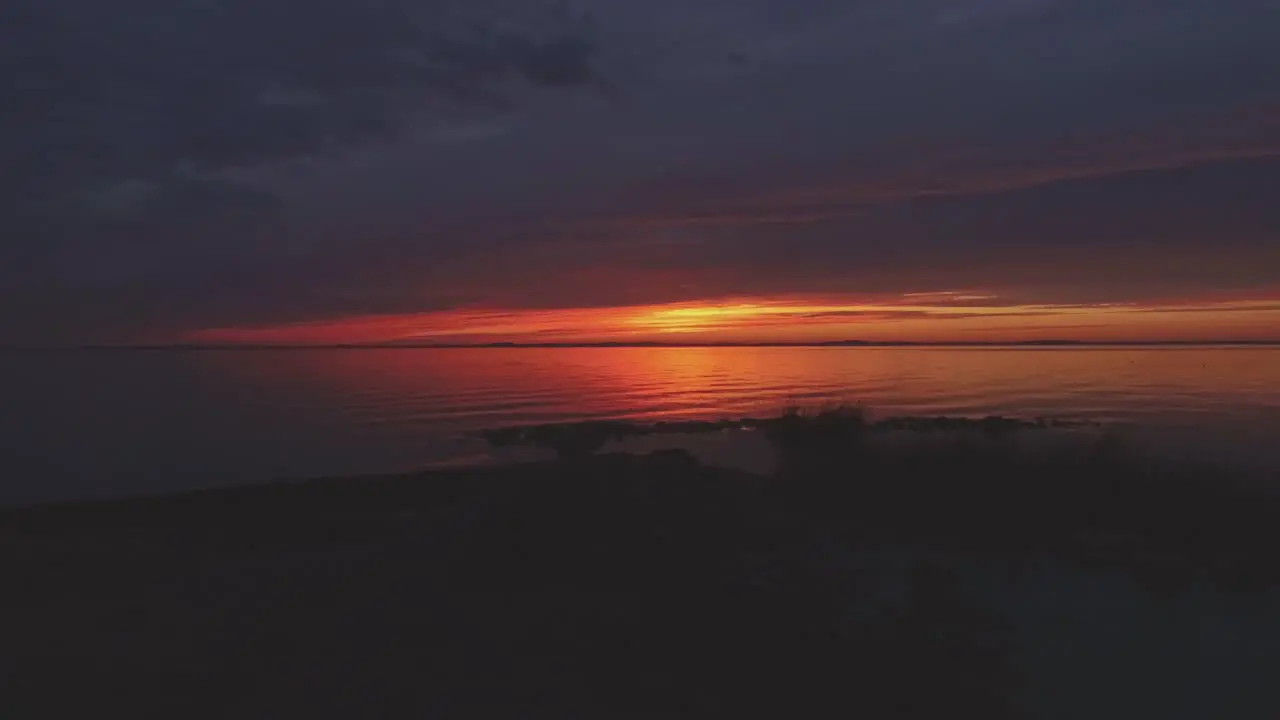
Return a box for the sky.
[3,0,1280,344]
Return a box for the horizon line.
[6,339,1280,351]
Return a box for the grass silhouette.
[473,408,1279,594]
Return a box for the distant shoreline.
[5,340,1280,351]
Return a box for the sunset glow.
[187,290,1280,345]
[6,0,1280,349]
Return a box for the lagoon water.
[3,346,1278,503]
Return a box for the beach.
[6,432,1280,718]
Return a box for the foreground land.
[3,414,1279,718]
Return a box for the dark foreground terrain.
[3,414,1279,718]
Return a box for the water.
[3,346,1278,503]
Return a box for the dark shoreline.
[7,430,1279,590]
[0,456,636,529]
[6,423,1280,717]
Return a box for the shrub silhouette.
[762,405,868,462]
[479,420,634,460]
[474,409,1280,593]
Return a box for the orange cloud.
[186,289,1280,345]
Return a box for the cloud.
[0,0,602,241]
[182,288,1280,345]
[3,0,599,173]
[4,0,1280,343]
[0,0,604,334]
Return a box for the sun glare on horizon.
[183,290,1280,345]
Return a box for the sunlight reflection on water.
[2,346,1279,501]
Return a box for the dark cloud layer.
[2,0,598,184]
[2,0,603,339]
[2,0,1280,342]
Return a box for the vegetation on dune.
[8,408,1279,718]
[473,408,1280,595]
[475,406,1101,459]
[453,410,1279,715]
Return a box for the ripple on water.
[2,347,1279,502]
